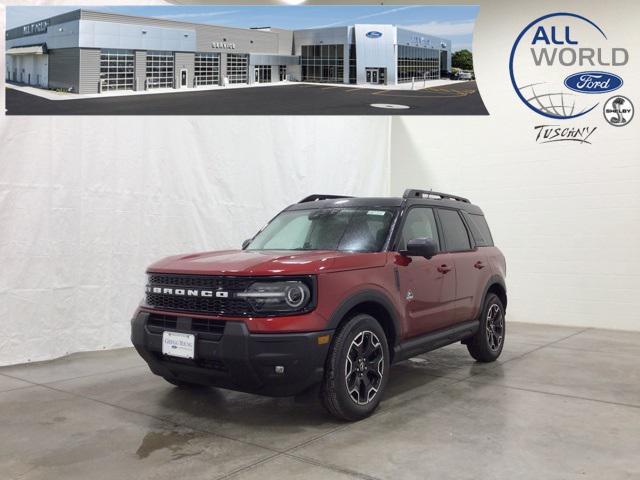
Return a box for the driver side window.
[398,207,440,251]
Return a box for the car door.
[436,208,489,323]
[393,206,456,337]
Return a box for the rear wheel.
[321,314,389,421]
[466,293,505,362]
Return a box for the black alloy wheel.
[345,330,385,405]
[486,303,505,352]
[466,293,506,362]
[321,314,390,421]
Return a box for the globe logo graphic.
[517,82,583,118]
[509,13,615,120]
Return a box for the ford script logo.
[366,31,383,39]
[564,71,623,94]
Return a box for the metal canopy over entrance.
[6,44,47,55]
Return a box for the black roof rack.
[403,189,470,203]
[298,194,354,203]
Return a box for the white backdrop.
[0,116,391,366]
[391,0,640,332]
[2,0,639,368]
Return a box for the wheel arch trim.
[327,289,402,346]
[481,275,507,311]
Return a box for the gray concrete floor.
[1,323,639,480]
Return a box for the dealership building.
[5,9,452,94]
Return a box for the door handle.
[474,261,486,270]
[437,264,452,274]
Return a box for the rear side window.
[463,212,494,247]
[437,209,471,251]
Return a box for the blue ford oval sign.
[564,71,623,94]
[366,31,383,39]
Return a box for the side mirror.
[241,239,251,249]
[404,238,437,260]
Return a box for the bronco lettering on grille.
[146,286,229,298]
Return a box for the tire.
[321,314,390,421]
[466,293,506,362]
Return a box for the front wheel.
[466,293,506,362]
[321,314,390,421]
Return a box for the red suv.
[131,190,507,420]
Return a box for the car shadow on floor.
[149,357,477,430]
[155,381,339,433]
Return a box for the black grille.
[192,318,225,336]
[145,273,315,317]
[147,314,177,330]
[146,313,226,342]
[146,274,254,316]
[148,274,253,291]
[146,293,252,316]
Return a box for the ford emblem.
[564,71,623,94]
[366,31,383,39]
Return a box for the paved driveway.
[6,82,488,115]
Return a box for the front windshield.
[246,207,397,252]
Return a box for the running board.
[392,320,479,363]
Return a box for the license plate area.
[162,331,195,359]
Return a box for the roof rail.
[298,194,354,203]
[403,189,470,203]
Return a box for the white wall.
[2,0,639,372]
[0,117,391,366]
[391,0,640,331]
[391,117,639,332]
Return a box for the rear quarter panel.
[475,246,507,318]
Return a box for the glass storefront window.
[255,65,271,83]
[301,43,345,83]
[349,44,357,84]
[397,45,441,83]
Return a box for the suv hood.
[147,250,387,276]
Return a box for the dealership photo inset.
[4,5,486,115]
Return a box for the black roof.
[286,196,402,211]
[286,191,484,215]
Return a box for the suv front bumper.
[131,311,332,396]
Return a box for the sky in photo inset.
[7,5,478,51]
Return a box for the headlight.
[236,280,312,313]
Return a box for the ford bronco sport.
[131,189,507,420]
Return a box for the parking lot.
[6,82,487,115]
